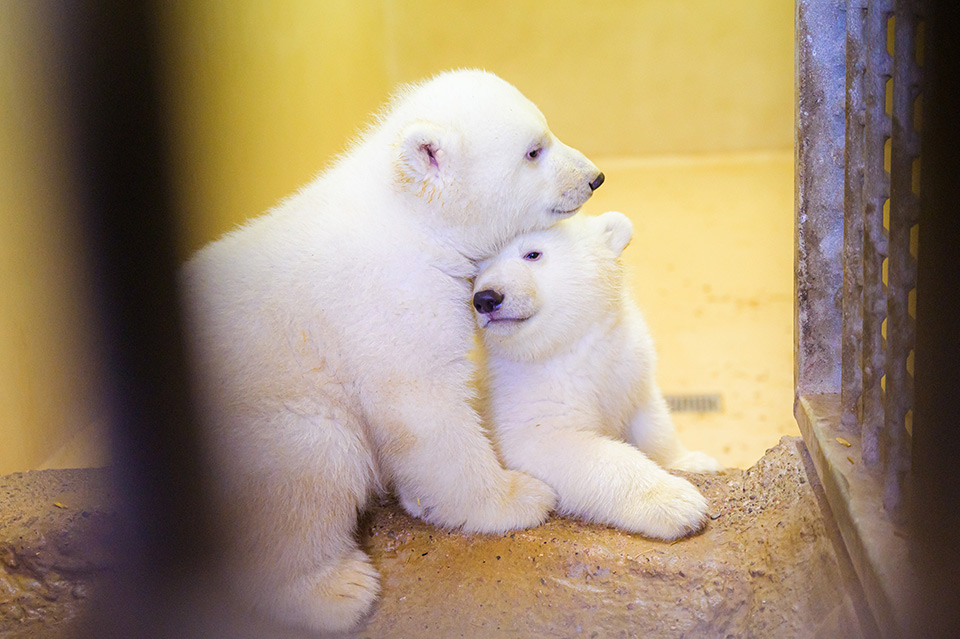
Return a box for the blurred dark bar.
[52,1,213,636]
[912,0,960,637]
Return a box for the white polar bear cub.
[180,70,604,634]
[473,211,721,541]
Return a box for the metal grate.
[793,1,951,634]
[797,0,922,523]
[840,0,922,518]
[664,394,722,413]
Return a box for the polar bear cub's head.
[473,211,633,361]
[386,70,604,258]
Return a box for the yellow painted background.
[0,1,793,473]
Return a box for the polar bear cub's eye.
[523,251,542,261]
[526,147,543,161]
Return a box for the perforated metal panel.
[837,0,922,518]
[794,1,931,634]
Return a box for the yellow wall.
[159,0,794,252]
[157,0,393,254]
[1,1,793,472]
[0,6,107,473]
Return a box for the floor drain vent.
[664,394,723,413]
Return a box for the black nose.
[589,172,605,191]
[473,289,504,314]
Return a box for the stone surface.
[1,438,872,638]
[357,437,870,639]
[0,469,115,639]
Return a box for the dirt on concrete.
[0,468,115,638]
[1,437,872,638]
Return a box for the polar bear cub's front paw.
[621,473,710,541]
[669,450,723,473]
[462,470,557,534]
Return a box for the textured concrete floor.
[2,438,873,639]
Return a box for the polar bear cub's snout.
[588,172,605,191]
[542,141,605,217]
[473,289,504,314]
[472,254,542,336]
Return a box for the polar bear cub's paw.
[274,549,380,634]
[669,450,723,474]
[462,470,557,534]
[621,473,710,541]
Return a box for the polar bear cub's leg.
[366,382,556,534]
[627,383,723,474]
[398,465,557,534]
[497,426,708,540]
[273,547,380,634]
[222,411,380,634]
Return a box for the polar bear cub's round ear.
[396,120,463,190]
[593,210,634,256]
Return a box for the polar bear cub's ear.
[593,210,634,256]
[396,121,463,190]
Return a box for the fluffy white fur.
[473,211,721,541]
[180,70,603,634]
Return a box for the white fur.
[180,70,602,634]
[473,211,721,541]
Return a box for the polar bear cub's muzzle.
[547,139,605,217]
[473,253,542,334]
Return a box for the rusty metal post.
[795,0,846,399]
[860,0,894,470]
[841,0,867,433]
[882,0,922,518]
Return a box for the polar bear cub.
[181,70,604,634]
[473,211,721,541]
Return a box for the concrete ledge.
[3,438,871,638]
[796,394,918,638]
